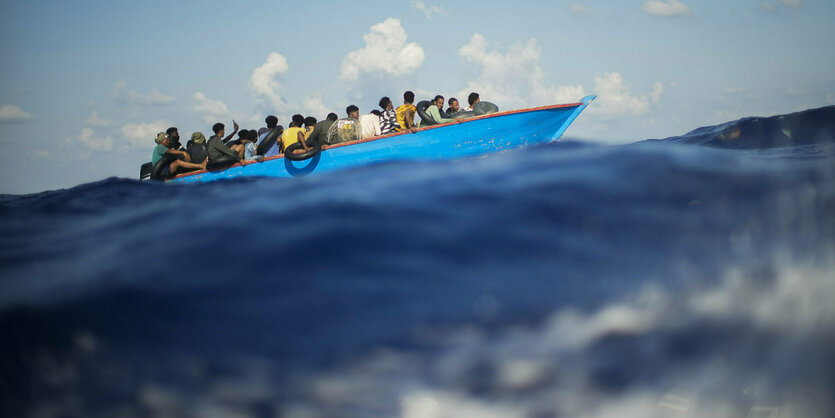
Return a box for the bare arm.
[222,120,240,143]
[297,131,310,151]
[165,148,191,162]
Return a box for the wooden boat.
[165,96,595,184]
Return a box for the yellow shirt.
[281,127,305,150]
[396,104,416,130]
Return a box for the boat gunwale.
[169,101,584,181]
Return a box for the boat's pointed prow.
[548,96,596,142]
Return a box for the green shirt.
[425,104,453,125]
[152,144,168,166]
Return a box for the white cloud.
[85,110,111,127]
[340,18,425,82]
[641,0,692,17]
[591,72,653,118]
[0,104,34,122]
[192,92,229,122]
[248,52,289,111]
[457,33,585,109]
[110,81,175,106]
[779,0,802,7]
[413,1,447,19]
[569,3,591,16]
[120,120,171,150]
[651,81,664,104]
[302,97,332,119]
[66,127,113,152]
[457,33,661,122]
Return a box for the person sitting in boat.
[327,105,362,144]
[445,98,460,117]
[258,115,278,144]
[307,112,338,147]
[227,129,246,148]
[378,96,398,135]
[166,127,184,150]
[186,131,209,164]
[207,121,246,167]
[261,116,284,157]
[396,91,418,133]
[425,95,454,125]
[303,116,317,139]
[152,132,207,177]
[465,92,480,111]
[257,127,269,142]
[241,130,263,162]
[359,110,382,139]
[281,114,312,155]
[259,115,278,143]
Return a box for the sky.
[1,0,833,194]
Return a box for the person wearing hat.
[151,132,207,178]
[186,132,209,165]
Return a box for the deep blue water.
[2,107,834,417]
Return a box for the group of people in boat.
[150,91,484,178]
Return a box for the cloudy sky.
[1,0,833,194]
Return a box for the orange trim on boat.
[169,102,583,181]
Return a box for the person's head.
[304,116,317,128]
[433,95,445,109]
[346,105,359,119]
[191,132,206,145]
[238,129,247,139]
[291,114,304,128]
[448,98,460,112]
[327,112,338,121]
[403,91,415,104]
[166,127,179,140]
[370,109,382,117]
[265,115,278,129]
[379,96,392,110]
[468,92,480,106]
[257,127,269,137]
[155,132,168,146]
[212,122,225,136]
[247,129,258,142]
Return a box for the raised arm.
[222,120,240,143]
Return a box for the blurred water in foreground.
[1,106,834,417]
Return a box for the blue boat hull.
[169,96,595,184]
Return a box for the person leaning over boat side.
[378,96,398,135]
[465,92,480,111]
[426,95,454,124]
[208,121,246,166]
[186,132,209,164]
[446,97,460,117]
[280,115,311,155]
[152,132,207,177]
[307,112,338,147]
[396,91,418,133]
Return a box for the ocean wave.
[1,108,834,416]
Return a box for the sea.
[1,106,834,417]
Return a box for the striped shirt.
[380,108,397,134]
